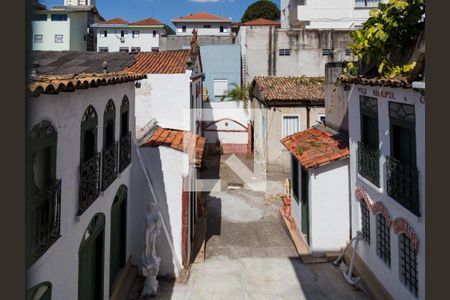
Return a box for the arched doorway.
[109,185,127,291]
[78,213,105,300]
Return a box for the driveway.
[150,154,370,300]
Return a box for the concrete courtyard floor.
[151,154,370,300]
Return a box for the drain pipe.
[333,231,363,285]
[133,135,182,275]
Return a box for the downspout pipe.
[133,135,182,275]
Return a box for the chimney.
[188,29,200,70]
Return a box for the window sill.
[357,173,383,194]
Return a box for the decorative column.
[141,203,162,297]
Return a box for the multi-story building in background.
[172,12,232,36]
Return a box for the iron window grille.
[102,100,118,191]
[27,121,61,267]
[376,214,391,267]
[51,14,67,21]
[79,105,100,215]
[358,141,380,186]
[355,0,380,8]
[33,14,47,21]
[133,30,140,38]
[359,96,379,186]
[119,96,131,173]
[360,201,370,244]
[399,233,418,297]
[388,102,419,216]
[279,49,291,56]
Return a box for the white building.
[65,0,96,5]
[26,55,146,299]
[281,125,350,253]
[172,12,232,36]
[32,4,104,51]
[340,75,425,300]
[280,0,383,29]
[126,43,206,278]
[92,18,174,53]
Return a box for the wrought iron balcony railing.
[102,141,118,191]
[358,141,380,187]
[27,179,61,266]
[386,156,420,216]
[79,152,101,215]
[119,132,132,173]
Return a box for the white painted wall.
[309,158,350,252]
[202,101,250,144]
[135,73,192,131]
[174,22,231,36]
[32,13,72,51]
[95,27,163,52]
[26,83,136,299]
[348,85,425,300]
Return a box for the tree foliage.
[241,0,280,23]
[345,0,425,78]
[221,82,252,109]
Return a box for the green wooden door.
[300,167,310,243]
[110,187,127,290]
[79,214,105,300]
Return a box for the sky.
[40,0,280,29]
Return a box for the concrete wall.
[325,62,350,132]
[32,12,72,51]
[309,158,350,252]
[348,85,425,300]
[135,73,192,131]
[174,22,231,36]
[26,83,136,299]
[200,44,241,101]
[95,27,163,52]
[160,35,233,51]
[240,26,354,84]
[252,98,325,173]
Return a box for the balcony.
[79,153,101,215]
[386,156,420,216]
[102,141,118,191]
[119,131,132,173]
[358,141,380,187]
[27,179,61,266]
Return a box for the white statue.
[141,202,162,297]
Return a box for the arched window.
[119,96,131,172]
[102,99,118,191]
[110,185,127,290]
[27,121,61,266]
[78,213,105,300]
[26,282,52,300]
[79,105,100,215]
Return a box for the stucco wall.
[26,83,136,299]
[174,22,231,36]
[69,12,88,51]
[325,62,350,132]
[32,13,72,51]
[348,85,425,300]
[135,73,192,131]
[95,27,163,52]
[309,159,350,252]
[240,27,353,84]
[200,44,241,102]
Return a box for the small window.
[399,233,418,297]
[317,114,326,123]
[151,47,159,52]
[204,24,211,28]
[131,47,141,53]
[33,14,47,21]
[120,30,127,38]
[376,214,391,267]
[355,0,381,8]
[34,34,43,43]
[282,116,299,138]
[322,48,334,56]
[182,25,187,32]
[279,49,291,56]
[119,47,129,53]
[360,201,370,244]
[99,47,109,52]
[51,14,67,21]
[132,30,140,38]
[152,30,157,37]
[220,26,224,33]
[213,79,228,101]
[101,30,107,37]
[54,34,64,43]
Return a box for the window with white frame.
[119,47,129,53]
[279,49,291,56]
[282,115,299,138]
[376,214,391,267]
[99,47,108,52]
[131,47,141,53]
[355,0,380,8]
[34,34,43,43]
[213,79,228,101]
[100,30,107,37]
[151,47,159,52]
[54,34,64,43]
[132,30,140,38]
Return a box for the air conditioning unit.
[120,37,125,43]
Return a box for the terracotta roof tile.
[129,18,164,26]
[281,125,349,169]
[242,18,280,27]
[338,75,412,88]
[253,76,325,102]
[124,50,191,74]
[98,18,129,25]
[173,12,230,22]
[143,127,205,168]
